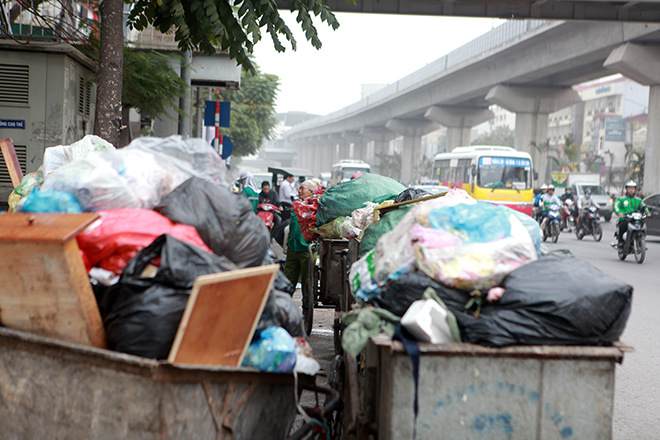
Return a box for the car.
[643,194,660,236]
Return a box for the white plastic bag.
[43,135,115,176]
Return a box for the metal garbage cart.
[303,237,360,337]
[0,325,338,440]
[339,334,626,440]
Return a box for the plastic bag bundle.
[394,187,430,203]
[349,249,377,295]
[257,270,304,338]
[316,174,406,226]
[76,209,213,275]
[156,177,269,268]
[8,169,44,212]
[242,326,297,373]
[293,194,323,242]
[43,135,114,176]
[373,189,539,291]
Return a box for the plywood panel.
[0,213,99,243]
[0,137,23,187]
[168,265,279,367]
[0,213,105,348]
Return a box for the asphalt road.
[300,218,660,438]
[538,219,660,438]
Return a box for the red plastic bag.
[294,189,324,242]
[77,209,213,275]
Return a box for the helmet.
[625,180,637,188]
[547,184,555,190]
[565,187,572,192]
[540,184,548,190]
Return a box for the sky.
[252,12,505,117]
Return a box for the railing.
[287,19,555,135]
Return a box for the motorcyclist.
[577,188,599,228]
[533,184,548,222]
[558,187,577,229]
[539,185,560,227]
[613,181,649,246]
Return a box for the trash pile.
[343,188,633,356]
[6,135,317,374]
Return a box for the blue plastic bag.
[428,202,511,243]
[242,326,296,373]
[20,188,83,213]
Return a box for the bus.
[330,160,371,185]
[432,146,537,215]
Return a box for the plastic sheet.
[43,135,114,176]
[156,177,269,268]
[101,235,238,359]
[242,326,297,373]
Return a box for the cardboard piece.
[168,264,279,367]
[0,213,106,348]
[0,138,23,188]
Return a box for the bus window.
[456,159,472,183]
[434,159,451,182]
[477,157,532,190]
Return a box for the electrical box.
[0,40,96,205]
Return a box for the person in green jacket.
[239,171,259,212]
[284,180,318,292]
[613,180,649,245]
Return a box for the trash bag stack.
[344,187,633,353]
[5,135,309,372]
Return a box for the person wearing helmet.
[577,188,599,227]
[533,184,548,222]
[539,184,560,224]
[613,181,649,245]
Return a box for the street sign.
[203,101,230,127]
[211,135,233,159]
[604,117,625,142]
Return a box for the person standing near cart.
[239,171,260,212]
[284,180,318,292]
[279,173,295,222]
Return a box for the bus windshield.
[477,156,532,190]
[341,167,370,180]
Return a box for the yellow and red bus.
[432,146,536,216]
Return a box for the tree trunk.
[94,0,124,147]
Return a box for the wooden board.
[0,213,106,348]
[168,264,279,367]
[0,138,23,187]
[0,213,99,243]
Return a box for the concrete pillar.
[486,85,582,185]
[322,144,334,173]
[424,106,494,151]
[604,42,660,193]
[342,131,368,162]
[360,126,397,174]
[385,119,440,185]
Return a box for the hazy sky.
[253,13,504,116]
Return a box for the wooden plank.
[168,264,279,367]
[0,138,23,187]
[0,213,99,243]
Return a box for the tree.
[471,126,514,147]
[376,152,402,181]
[214,64,280,157]
[624,143,645,189]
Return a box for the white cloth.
[279,179,294,203]
[240,171,258,193]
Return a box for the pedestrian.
[279,173,295,221]
[284,180,318,293]
[239,171,259,212]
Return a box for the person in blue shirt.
[533,184,548,222]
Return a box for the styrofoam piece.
[401,299,453,344]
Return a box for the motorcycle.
[541,203,561,243]
[575,206,602,242]
[561,199,576,232]
[256,203,280,230]
[611,211,647,264]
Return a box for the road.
[302,218,660,438]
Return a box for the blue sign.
[479,157,531,167]
[0,119,25,129]
[203,101,231,127]
[211,136,233,159]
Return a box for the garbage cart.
[338,334,626,440]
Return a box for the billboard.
[604,117,626,142]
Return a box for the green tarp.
[316,174,406,226]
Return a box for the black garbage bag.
[101,234,238,359]
[257,288,304,339]
[394,187,430,203]
[369,256,632,347]
[155,177,269,268]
